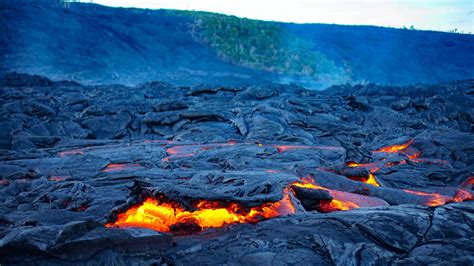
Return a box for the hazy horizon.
[71,0,473,33]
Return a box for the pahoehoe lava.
[0,73,473,264]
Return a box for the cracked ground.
[0,73,473,264]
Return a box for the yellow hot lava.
[291,176,361,211]
[374,140,413,153]
[366,173,380,187]
[346,162,381,186]
[106,191,295,234]
[403,189,451,207]
[105,140,474,234]
[102,163,140,172]
[106,176,366,234]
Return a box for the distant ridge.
[1,0,473,88]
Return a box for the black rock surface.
[0,73,473,264]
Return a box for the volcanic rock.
[291,186,333,211]
[0,74,473,264]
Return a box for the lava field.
[0,73,473,264]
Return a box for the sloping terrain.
[0,73,473,264]
[1,0,473,88]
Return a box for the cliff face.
[1,0,474,88]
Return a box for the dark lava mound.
[0,73,473,264]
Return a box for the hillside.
[1,0,473,88]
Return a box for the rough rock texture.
[0,73,473,264]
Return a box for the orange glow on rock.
[274,145,309,153]
[265,169,283,173]
[345,162,381,186]
[366,173,380,187]
[374,140,413,153]
[403,189,451,207]
[347,162,374,168]
[292,176,363,211]
[407,152,421,160]
[347,161,382,173]
[462,177,474,188]
[104,140,474,235]
[106,191,296,234]
[453,189,473,202]
[48,176,66,182]
[102,163,140,172]
[58,148,85,157]
[107,175,370,234]
[323,199,360,211]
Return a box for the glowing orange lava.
[106,192,295,234]
[105,139,474,234]
[274,145,310,153]
[102,163,140,172]
[347,162,372,168]
[374,140,413,153]
[323,199,360,211]
[453,189,473,202]
[107,175,368,234]
[265,169,283,173]
[345,163,381,186]
[403,189,451,207]
[407,152,421,160]
[48,176,66,182]
[292,176,362,211]
[462,177,474,188]
[366,173,380,187]
[58,148,85,157]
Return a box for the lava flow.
[346,140,428,187]
[58,148,85,157]
[374,140,413,153]
[106,175,383,234]
[403,189,451,207]
[101,163,140,172]
[291,180,359,211]
[106,139,473,235]
[291,175,388,211]
[106,191,295,234]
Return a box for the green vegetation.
[171,11,348,80]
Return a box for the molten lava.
[48,176,66,182]
[102,163,140,172]
[462,177,474,188]
[366,173,380,187]
[106,139,474,235]
[107,175,372,234]
[345,162,381,186]
[107,192,295,234]
[374,140,413,153]
[162,143,237,162]
[292,176,364,211]
[453,189,473,202]
[265,169,283,173]
[403,189,451,207]
[347,162,378,169]
[58,148,85,157]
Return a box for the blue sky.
[76,0,473,33]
